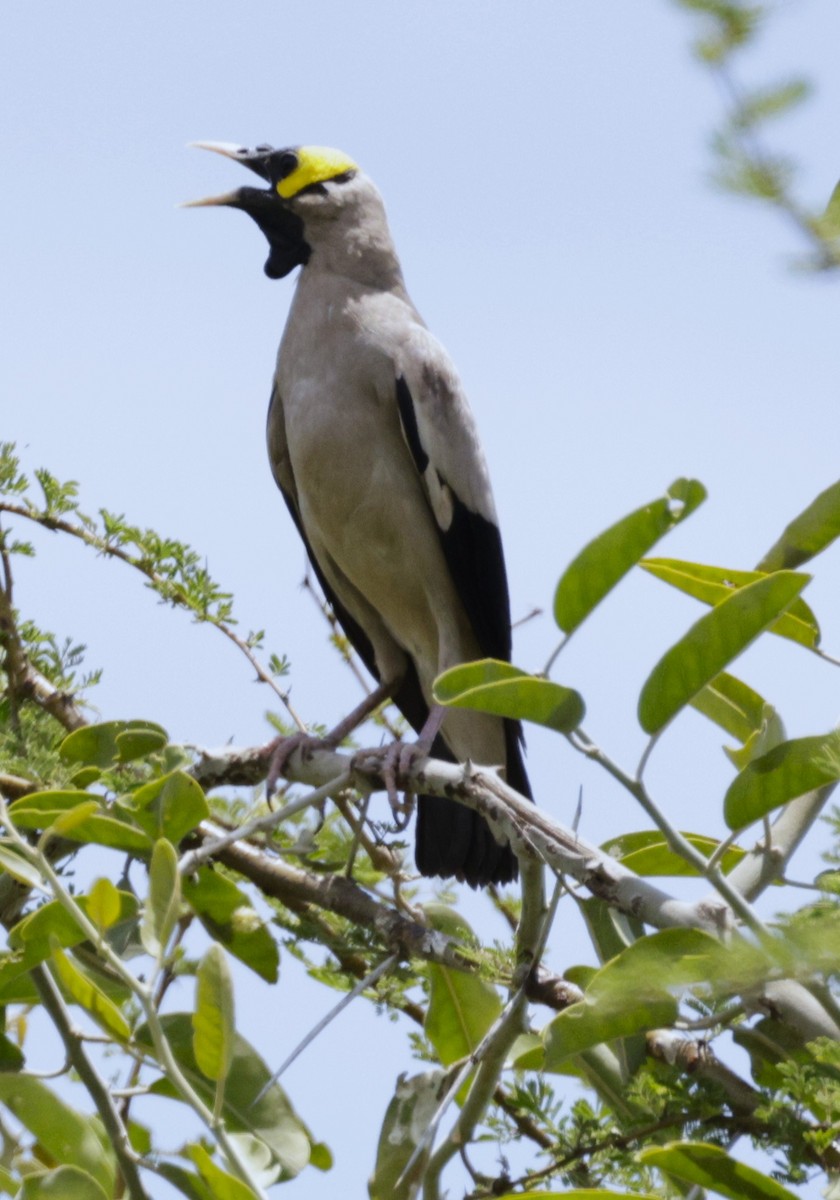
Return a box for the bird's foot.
[352,740,428,831]
[263,732,333,802]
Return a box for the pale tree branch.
[29,964,149,1200]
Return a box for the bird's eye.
[331,170,356,185]
[267,150,299,185]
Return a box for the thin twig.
[178,770,351,875]
[253,952,399,1104]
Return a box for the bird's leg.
[264,678,394,798]
[368,705,447,828]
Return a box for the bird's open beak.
[182,141,275,207]
[184,141,310,280]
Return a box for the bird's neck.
[304,223,408,295]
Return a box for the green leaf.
[0,1076,115,1193]
[86,877,122,931]
[601,830,745,878]
[543,929,766,1068]
[641,558,819,648]
[0,845,44,889]
[554,478,706,634]
[50,800,101,837]
[638,572,810,735]
[194,944,235,1087]
[757,478,840,570]
[141,1013,314,1179]
[59,719,168,766]
[820,179,840,238]
[423,906,502,1065]
[154,1163,215,1200]
[141,838,181,959]
[187,1144,257,1200]
[183,868,278,983]
[638,1141,799,1199]
[689,672,768,744]
[0,1030,24,1072]
[433,659,584,734]
[50,939,131,1041]
[20,1166,109,1200]
[8,890,138,965]
[724,730,840,830]
[123,770,209,841]
[723,704,785,772]
[9,791,152,853]
[369,1069,446,1200]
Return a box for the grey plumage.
[190,143,531,885]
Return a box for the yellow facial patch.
[276,146,358,199]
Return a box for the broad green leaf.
[9,792,152,853]
[689,671,767,744]
[423,906,501,1065]
[123,770,208,842]
[59,719,168,766]
[0,1030,24,1071]
[579,897,643,961]
[544,987,675,1068]
[641,558,819,648]
[0,1076,115,1193]
[638,572,809,734]
[141,838,181,959]
[10,790,95,826]
[50,940,130,1041]
[0,845,44,889]
[187,1144,257,1200]
[50,800,100,837]
[141,1013,313,1179]
[821,179,840,238]
[369,1069,446,1200]
[154,1163,215,1200]
[8,891,138,964]
[639,1141,799,1199]
[227,1132,282,1188]
[724,730,840,830]
[86,877,122,931]
[602,830,746,878]
[115,727,168,761]
[757,478,840,571]
[20,1166,109,1200]
[0,1164,15,1194]
[433,659,584,734]
[70,766,101,789]
[723,704,785,772]
[193,944,235,1086]
[183,868,278,983]
[543,930,765,1068]
[554,478,706,634]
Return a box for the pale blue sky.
[2,2,839,1195]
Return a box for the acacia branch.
[195,743,729,935]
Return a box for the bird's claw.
[264,732,330,801]
[352,741,425,831]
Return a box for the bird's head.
[186,142,378,279]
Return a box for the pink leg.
[265,678,395,797]
[356,704,447,827]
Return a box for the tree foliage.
[0,6,838,1198]
[2,436,840,1198]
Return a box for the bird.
[189,142,531,886]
